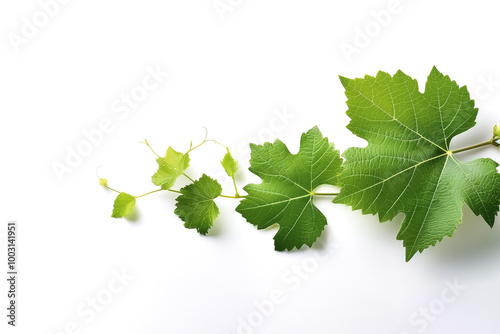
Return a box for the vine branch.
[450,137,500,155]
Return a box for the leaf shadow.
[207,218,224,237]
[426,205,500,267]
[310,226,331,251]
[372,205,500,266]
[125,206,141,222]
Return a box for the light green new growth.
[152,147,190,190]
[494,125,500,138]
[112,193,136,218]
[101,131,243,233]
[221,149,240,197]
[99,178,108,187]
[335,67,500,261]
[221,150,238,177]
[236,126,343,251]
[174,174,222,234]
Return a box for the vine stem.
[313,192,339,196]
[142,139,161,158]
[220,194,246,199]
[104,186,121,194]
[183,173,195,183]
[451,138,500,154]
[105,138,500,202]
[186,127,227,154]
[136,189,163,198]
[104,184,245,199]
[106,134,500,201]
[231,177,240,197]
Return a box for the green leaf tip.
[338,75,351,88]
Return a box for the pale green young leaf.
[111,193,136,218]
[151,147,190,190]
[335,67,500,261]
[221,151,238,177]
[236,126,343,251]
[174,174,222,235]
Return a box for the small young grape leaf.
[111,193,136,218]
[334,67,500,261]
[152,147,190,190]
[99,178,108,187]
[221,150,238,177]
[174,174,222,235]
[236,126,343,251]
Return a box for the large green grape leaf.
[174,174,222,235]
[335,67,500,261]
[236,126,343,251]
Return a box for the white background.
[1,0,500,333]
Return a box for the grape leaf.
[111,193,136,218]
[334,67,500,261]
[99,178,108,187]
[236,126,343,250]
[174,174,222,235]
[152,147,189,190]
[221,151,238,177]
